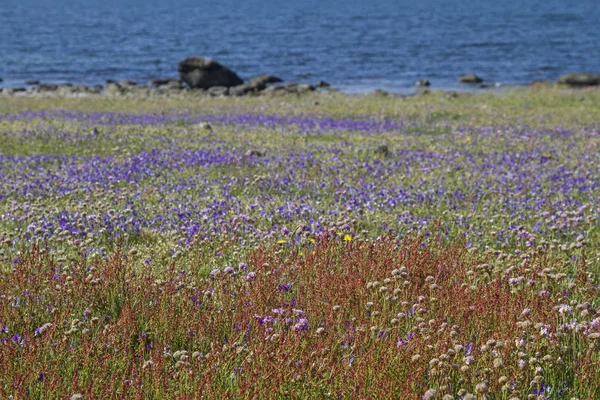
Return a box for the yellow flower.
[277,240,286,244]
[343,235,352,241]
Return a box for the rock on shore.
[178,57,243,89]
[248,74,283,86]
[148,78,183,89]
[557,73,600,87]
[0,80,330,99]
[459,74,483,84]
[1,55,334,98]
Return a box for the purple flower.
[254,315,273,325]
[278,282,293,292]
[533,383,550,395]
[556,304,572,315]
[465,342,474,356]
[540,324,550,337]
[293,318,309,332]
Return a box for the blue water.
[1,0,598,93]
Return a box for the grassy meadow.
[0,86,599,399]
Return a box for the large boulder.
[557,73,600,87]
[178,57,243,89]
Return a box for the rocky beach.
[2,56,600,100]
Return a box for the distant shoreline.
[3,61,599,98]
[0,78,586,100]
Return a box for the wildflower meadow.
[0,88,599,399]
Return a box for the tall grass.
[1,233,597,398]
